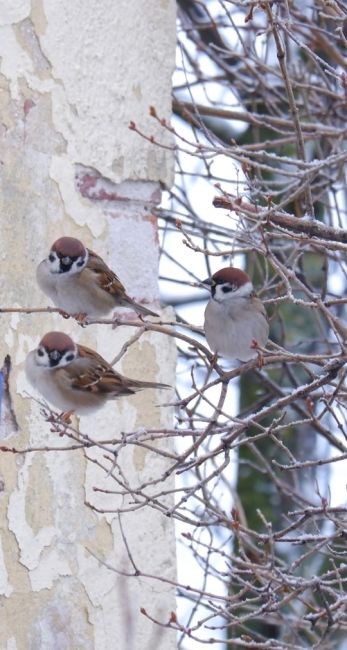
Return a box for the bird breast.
[204,297,269,361]
[36,260,59,301]
[37,263,115,317]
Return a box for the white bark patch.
[0,536,13,597]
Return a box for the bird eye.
[48,253,55,262]
[65,353,74,362]
[37,349,44,357]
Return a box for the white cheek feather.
[35,351,51,368]
[235,281,254,298]
[47,256,61,274]
[213,285,228,302]
[214,281,254,302]
[69,258,87,275]
[57,350,77,368]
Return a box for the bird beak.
[49,350,61,361]
[202,278,214,288]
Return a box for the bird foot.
[72,312,88,326]
[59,410,75,424]
[58,309,71,319]
[251,339,264,368]
[209,352,218,369]
[47,410,74,435]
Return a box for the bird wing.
[66,344,136,397]
[66,344,170,397]
[86,248,128,300]
[86,248,158,317]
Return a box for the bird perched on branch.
[25,331,169,415]
[204,267,269,362]
[36,236,158,319]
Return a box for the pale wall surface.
[0,1,176,648]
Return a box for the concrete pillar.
[0,2,176,648]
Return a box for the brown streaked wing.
[86,248,127,298]
[69,344,136,396]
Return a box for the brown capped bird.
[36,236,158,318]
[25,331,169,415]
[204,267,269,361]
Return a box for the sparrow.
[36,236,158,318]
[203,267,269,362]
[25,331,170,415]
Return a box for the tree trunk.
[0,2,176,648]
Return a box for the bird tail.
[121,295,159,317]
[131,301,159,318]
[135,380,171,390]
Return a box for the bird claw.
[59,309,71,320]
[209,352,218,369]
[59,410,74,423]
[251,339,264,368]
[73,312,88,326]
[256,351,264,369]
[47,410,74,434]
[57,411,75,435]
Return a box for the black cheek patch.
[65,354,74,362]
[76,259,84,267]
[221,285,233,293]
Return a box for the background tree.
[155,0,347,646]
